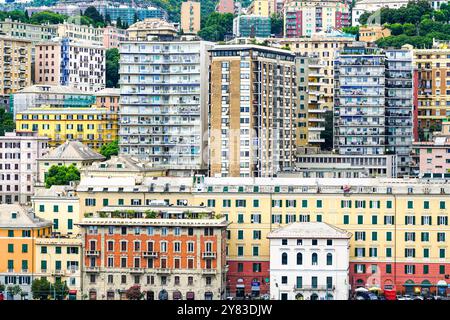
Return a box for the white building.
[268,222,351,300]
[0,131,49,204]
[119,34,213,173]
[352,0,410,26]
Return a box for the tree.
[51,279,69,300]
[31,278,51,300]
[84,6,104,25]
[105,13,111,25]
[0,283,5,292]
[45,164,80,188]
[126,285,142,300]
[7,285,22,300]
[133,12,139,24]
[106,48,120,88]
[29,11,67,25]
[116,16,122,29]
[99,139,119,159]
[198,13,234,41]
[270,13,283,36]
[0,109,14,136]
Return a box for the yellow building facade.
[75,172,450,296]
[34,237,82,300]
[0,204,52,299]
[15,106,118,151]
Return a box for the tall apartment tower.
[181,1,201,34]
[334,44,413,176]
[209,44,297,177]
[119,25,213,173]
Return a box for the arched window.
[281,252,288,265]
[312,253,318,265]
[296,252,303,265]
[326,253,333,266]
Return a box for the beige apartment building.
[0,19,58,43]
[414,45,450,140]
[209,44,297,177]
[0,36,32,109]
[359,25,391,43]
[181,1,201,34]
[57,22,104,47]
[267,34,355,114]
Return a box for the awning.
[68,290,77,294]
[236,284,245,288]
[437,280,447,286]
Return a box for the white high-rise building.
[119,29,213,173]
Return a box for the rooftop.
[0,204,52,229]
[15,84,93,96]
[39,140,105,161]
[32,185,78,199]
[267,222,352,239]
[95,88,120,97]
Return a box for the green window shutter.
[407,201,413,209]
[238,230,243,240]
[386,232,392,241]
[341,200,344,208]
[317,200,322,208]
[103,199,109,206]
[387,201,392,209]
[118,199,124,205]
[39,205,45,212]
[41,260,47,270]
[357,216,363,224]
[53,219,59,229]
[386,264,392,273]
[22,260,28,270]
[22,244,28,253]
[53,205,59,212]
[55,261,61,270]
[7,260,13,270]
[7,243,14,253]
[316,215,322,222]
[372,216,377,225]
[386,248,392,257]
[362,201,366,208]
[68,219,73,230]
[253,199,259,208]
[68,205,73,213]
[440,201,446,209]
[343,215,349,224]
[369,201,372,209]
[302,200,307,208]
[372,232,377,241]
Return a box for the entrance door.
[236,288,245,298]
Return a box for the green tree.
[198,12,234,41]
[270,13,283,36]
[388,23,404,36]
[99,139,119,159]
[51,279,69,300]
[0,283,5,292]
[29,11,67,25]
[31,278,51,300]
[0,109,14,136]
[84,6,104,26]
[106,48,120,88]
[105,13,111,25]
[7,285,22,300]
[116,16,123,29]
[133,12,139,24]
[45,164,80,188]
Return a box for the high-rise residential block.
[284,0,350,37]
[209,44,297,177]
[334,44,413,176]
[0,131,49,204]
[34,38,105,92]
[233,15,272,38]
[414,44,450,140]
[181,1,201,35]
[119,29,213,173]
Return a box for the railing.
[293,285,335,291]
[156,268,171,274]
[202,269,217,275]
[85,266,100,273]
[130,267,145,273]
[142,251,159,258]
[202,252,217,259]
[85,250,100,256]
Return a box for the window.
[281,252,288,265]
[386,264,392,274]
[386,248,392,257]
[357,216,363,224]
[253,263,261,272]
[296,276,302,289]
[343,215,349,224]
[386,232,392,241]
[281,276,288,284]
[311,277,318,288]
[296,252,303,265]
[312,253,318,265]
[326,253,332,265]
[317,200,322,208]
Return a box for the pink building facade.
[216,0,235,13]
[414,120,450,176]
[103,26,128,49]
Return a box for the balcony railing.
[202,269,217,275]
[156,268,171,274]
[142,251,159,258]
[85,250,100,256]
[201,252,217,259]
[293,285,335,291]
[130,267,145,274]
[85,266,100,273]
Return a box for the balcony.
[52,269,65,276]
[142,251,159,258]
[130,267,145,274]
[293,285,335,291]
[201,252,217,259]
[202,269,217,275]
[156,268,171,274]
[85,266,100,273]
[85,250,100,256]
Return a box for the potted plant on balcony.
[145,210,158,219]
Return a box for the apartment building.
[267,33,355,116]
[0,204,53,300]
[0,131,49,204]
[77,207,228,300]
[414,46,450,140]
[412,118,450,177]
[127,18,178,42]
[95,88,120,113]
[32,186,81,236]
[293,153,397,178]
[36,140,105,185]
[75,172,450,297]
[15,106,118,151]
[103,25,128,49]
[209,44,297,177]
[247,0,271,16]
[11,84,95,117]
[295,54,328,151]
[268,222,351,300]
[119,31,213,173]
[233,15,271,38]
[57,22,104,47]
[334,44,413,176]
[359,25,391,43]
[216,0,235,13]
[34,38,105,92]
[284,0,350,37]
[0,19,58,43]
[352,0,410,26]
[181,1,201,35]
[34,236,82,300]
[0,36,32,110]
